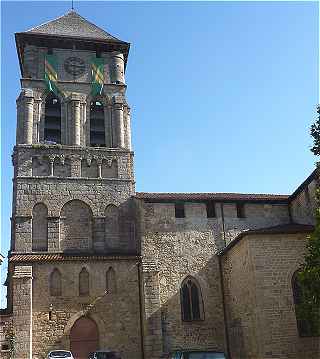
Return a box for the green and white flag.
[91,57,105,96]
[44,54,59,95]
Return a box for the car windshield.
[96,353,117,359]
[49,351,71,358]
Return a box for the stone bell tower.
[8,11,142,359]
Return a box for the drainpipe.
[137,261,145,359]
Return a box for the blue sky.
[0,1,319,307]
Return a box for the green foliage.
[296,105,320,336]
[297,197,320,336]
[310,105,320,156]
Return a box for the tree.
[297,105,320,336]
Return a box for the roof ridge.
[22,10,127,43]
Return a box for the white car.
[48,350,74,359]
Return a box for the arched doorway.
[70,317,99,359]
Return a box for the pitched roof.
[9,253,140,263]
[135,192,289,203]
[218,223,314,256]
[23,10,126,43]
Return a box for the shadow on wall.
[142,255,228,359]
[30,198,141,255]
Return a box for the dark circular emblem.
[64,57,86,76]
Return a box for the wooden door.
[70,317,99,359]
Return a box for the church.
[0,10,319,359]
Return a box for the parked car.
[48,350,74,359]
[88,350,121,359]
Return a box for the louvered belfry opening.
[44,93,61,143]
[90,101,105,147]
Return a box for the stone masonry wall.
[222,233,320,359]
[141,201,228,358]
[221,239,261,359]
[290,179,317,225]
[15,259,142,359]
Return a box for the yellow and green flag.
[91,57,104,96]
[44,55,59,96]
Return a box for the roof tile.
[23,10,126,43]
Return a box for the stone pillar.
[48,155,55,177]
[16,95,24,144]
[70,155,81,177]
[48,217,60,251]
[73,100,81,146]
[34,99,42,143]
[110,52,125,84]
[142,261,163,359]
[14,215,32,252]
[93,216,105,252]
[12,265,33,359]
[81,101,87,146]
[104,105,112,148]
[113,97,125,148]
[126,106,132,151]
[24,95,34,144]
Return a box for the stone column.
[14,215,32,252]
[24,95,34,144]
[113,98,125,148]
[126,106,132,151]
[110,52,125,84]
[16,95,24,144]
[70,155,81,177]
[12,265,33,359]
[34,99,41,143]
[81,101,87,146]
[47,217,60,251]
[73,100,81,145]
[104,105,112,148]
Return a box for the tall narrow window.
[236,203,245,218]
[106,267,117,294]
[206,201,216,218]
[181,276,204,321]
[79,268,89,296]
[32,203,48,251]
[292,271,319,337]
[175,202,185,218]
[50,268,62,297]
[44,93,61,143]
[90,101,105,147]
[181,277,204,321]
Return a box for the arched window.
[106,267,117,294]
[79,268,89,296]
[32,203,48,251]
[44,93,61,144]
[180,276,204,321]
[292,271,319,337]
[90,101,105,147]
[105,204,119,249]
[50,268,62,296]
[60,200,93,252]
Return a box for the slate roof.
[218,223,314,256]
[135,192,289,203]
[23,10,127,44]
